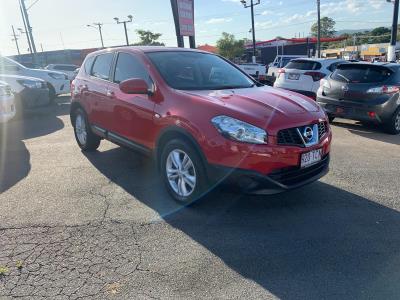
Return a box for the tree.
[133,29,165,46]
[216,32,245,60]
[311,17,336,38]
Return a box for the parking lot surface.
[0,97,400,299]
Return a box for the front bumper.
[203,128,332,194]
[16,88,51,113]
[0,94,16,123]
[52,80,71,95]
[317,94,397,123]
[209,154,330,194]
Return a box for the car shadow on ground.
[0,103,66,193]
[332,119,400,146]
[85,146,400,299]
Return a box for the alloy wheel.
[395,110,400,131]
[75,114,87,145]
[166,149,197,197]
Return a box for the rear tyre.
[384,107,400,135]
[160,139,209,204]
[73,108,100,151]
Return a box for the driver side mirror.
[119,78,150,95]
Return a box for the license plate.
[288,73,300,80]
[336,107,345,114]
[301,149,322,168]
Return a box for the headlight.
[211,115,267,144]
[17,79,42,89]
[17,80,41,89]
[48,72,67,80]
[0,85,12,96]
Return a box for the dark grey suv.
[317,63,400,134]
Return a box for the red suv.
[70,47,331,203]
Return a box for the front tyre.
[73,108,100,151]
[384,107,400,135]
[160,139,209,204]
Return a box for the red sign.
[177,0,194,36]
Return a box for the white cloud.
[206,18,233,24]
[261,10,273,16]
[255,20,274,29]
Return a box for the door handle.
[106,90,114,97]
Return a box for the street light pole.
[241,0,260,63]
[387,0,399,62]
[19,0,37,53]
[114,15,133,46]
[11,26,21,55]
[317,0,321,58]
[87,23,104,48]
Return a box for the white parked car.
[0,80,16,124]
[237,63,267,82]
[45,64,80,80]
[267,55,307,78]
[273,58,345,99]
[0,56,70,99]
[0,74,50,116]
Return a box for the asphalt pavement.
[0,96,399,299]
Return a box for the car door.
[86,52,115,131]
[107,52,155,149]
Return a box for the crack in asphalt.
[0,221,164,300]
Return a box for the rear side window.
[286,60,321,70]
[113,52,151,84]
[84,56,95,74]
[91,53,114,80]
[331,64,393,83]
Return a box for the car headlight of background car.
[17,79,43,89]
[211,115,268,144]
[0,85,12,96]
[48,73,68,80]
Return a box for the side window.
[84,56,95,74]
[91,53,114,80]
[113,53,151,84]
[328,62,339,72]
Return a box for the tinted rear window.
[331,64,393,83]
[286,60,322,70]
[54,65,78,71]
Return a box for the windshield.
[0,56,26,69]
[146,51,254,90]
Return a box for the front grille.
[277,121,328,147]
[268,155,329,187]
[318,121,328,139]
[277,128,304,146]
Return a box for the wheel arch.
[69,101,85,125]
[155,126,208,171]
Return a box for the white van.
[0,56,70,99]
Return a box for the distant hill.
[335,28,376,36]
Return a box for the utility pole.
[87,23,104,48]
[11,26,21,55]
[317,0,321,58]
[241,0,261,63]
[387,0,399,62]
[19,0,37,53]
[114,15,133,46]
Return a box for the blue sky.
[0,0,394,56]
